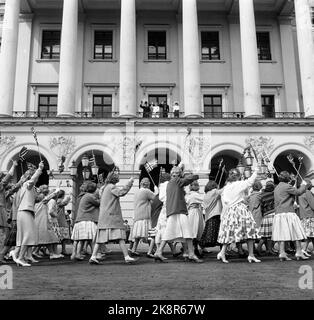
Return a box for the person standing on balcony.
[173,102,180,118]
[139,101,151,118]
[152,103,160,118]
[162,101,169,118]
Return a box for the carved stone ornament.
[245,136,274,159]
[49,136,76,163]
[0,136,16,158]
[304,136,314,154]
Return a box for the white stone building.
[0,0,314,222]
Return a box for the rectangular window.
[203,95,222,118]
[148,95,167,106]
[147,31,167,60]
[38,95,58,117]
[92,95,112,118]
[201,31,220,60]
[257,32,271,61]
[261,95,275,118]
[94,30,113,60]
[41,30,61,59]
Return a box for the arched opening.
[273,150,310,184]
[9,150,50,187]
[210,150,241,187]
[139,147,181,190]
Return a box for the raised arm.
[178,174,199,188]
[286,184,306,196]
[1,160,18,186]
[111,178,134,197]
[26,161,44,190]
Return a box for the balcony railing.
[9,111,306,119]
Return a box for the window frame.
[256,31,272,61]
[200,30,221,61]
[144,25,171,63]
[38,94,58,118]
[37,24,62,62]
[90,24,117,62]
[199,26,224,63]
[203,94,223,118]
[261,94,275,118]
[92,94,113,118]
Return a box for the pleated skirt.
[162,213,193,242]
[71,221,97,241]
[96,228,126,244]
[131,219,151,240]
[187,207,205,240]
[16,210,38,246]
[272,212,306,241]
[259,213,274,238]
[199,215,221,248]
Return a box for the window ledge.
[259,60,277,64]
[89,59,118,63]
[36,59,60,63]
[200,59,226,63]
[143,59,172,63]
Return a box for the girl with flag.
[130,177,158,256]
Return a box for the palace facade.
[0,0,314,222]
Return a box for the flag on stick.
[19,146,28,162]
[144,159,158,172]
[30,127,42,162]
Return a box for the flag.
[31,127,39,146]
[144,159,158,172]
[89,155,96,167]
[19,146,28,162]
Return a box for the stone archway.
[9,149,50,187]
[138,147,181,189]
[209,149,242,187]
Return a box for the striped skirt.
[259,213,275,238]
[71,221,97,241]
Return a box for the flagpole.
[31,127,42,162]
[144,167,157,188]
[218,165,225,189]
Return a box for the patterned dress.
[218,173,260,244]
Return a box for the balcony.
[9,111,306,119]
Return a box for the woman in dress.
[154,173,177,260]
[199,180,222,251]
[15,161,44,267]
[0,161,18,250]
[33,185,62,260]
[89,172,136,264]
[155,165,202,263]
[185,180,205,257]
[299,180,314,256]
[217,166,261,264]
[257,181,276,256]
[272,171,309,261]
[56,190,71,255]
[130,178,157,256]
[71,181,99,260]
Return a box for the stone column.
[57,0,78,117]
[294,0,314,118]
[182,0,202,118]
[0,0,20,117]
[239,0,262,117]
[119,0,137,117]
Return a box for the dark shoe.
[146,253,155,259]
[172,251,182,258]
[188,255,204,263]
